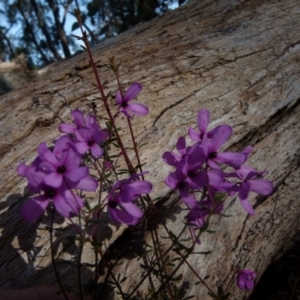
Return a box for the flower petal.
[210,125,232,152]
[75,176,98,191]
[37,142,48,157]
[75,128,91,142]
[109,207,139,225]
[248,180,273,195]
[75,142,89,155]
[240,198,255,215]
[188,127,200,141]
[53,192,83,218]
[21,195,49,221]
[239,181,250,201]
[215,152,247,169]
[85,115,97,127]
[120,107,131,118]
[41,149,59,167]
[162,151,181,167]
[187,143,206,170]
[187,171,206,189]
[176,137,186,155]
[124,83,142,102]
[179,190,197,208]
[197,109,210,135]
[17,163,27,177]
[44,172,63,188]
[65,166,88,183]
[125,181,153,196]
[63,147,81,168]
[58,123,77,134]
[90,144,103,158]
[53,136,73,159]
[207,169,223,186]
[127,103,149,116]
[116,91,123,105]
[71,109,85,128]
[122,202,143,218]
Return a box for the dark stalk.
[77,238,84,300]
[127,224,188,298]
[74,9,134,175]
[50,208,69,300]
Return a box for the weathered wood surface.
[0,54,38,96]
[1,0,300,299]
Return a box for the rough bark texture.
[0,54,38,95]
[1,0,300,299]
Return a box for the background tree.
[0,0,188,67]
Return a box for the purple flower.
[165,143,224,207]
[75,127,106,158]
[59,109,99,134]
[17,156,48,193]
[107,174,152,225]
[229,165,273,215]
[21,183,84,221]
[162,136,195,167]
[202,125,247,169]
[236,269,256,290]
[38,136,88,188]
[116,83,148,117]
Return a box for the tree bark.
[0,0,300,299]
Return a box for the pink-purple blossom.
[58,109,98,134]
[201,125,247,169]
[17,135,98,221]
[116,83,149,118]
[75,127,106,158]
[227,165,273,215]
[188,109,211,141]
[38,136,88,188]
[163,108,273,224]
[21,183,84,221]
[58,110,107,158]
[107,174,152,225]
[236,269,256,290]
[162,136,191,167]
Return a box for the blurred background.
[0,0,188,68]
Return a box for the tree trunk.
[0,0,300,299]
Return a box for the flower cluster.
[18,135,98,221]
[163,109,273,243]
[18,108,152,225]
[59,109,107,158]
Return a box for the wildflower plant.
[16,8,274,300]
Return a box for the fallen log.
[0,0,300,299]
